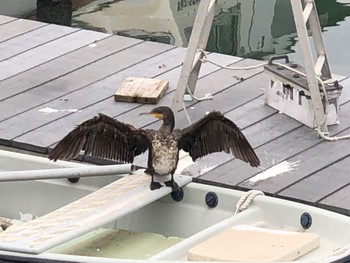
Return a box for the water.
[62,0,350,76]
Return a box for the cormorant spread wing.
[177,111,260,167]
[49,113,150,163]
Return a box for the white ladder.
[171,0,216,112]
[290,0,333,133]
[171,0,334,134]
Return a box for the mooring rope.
[234,190,265,215]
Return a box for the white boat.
[0,149,350,263]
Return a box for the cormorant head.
[139,106,173,120]
[139,106,175,131]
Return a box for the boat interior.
[0,149,350,262]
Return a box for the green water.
[72,0,350,76]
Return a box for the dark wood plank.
[278,153,350,203]
[197,76,350,185]
[319,184,350,215]
[0,37,141,106]
[237,105,350,194]
[0,35,140,102]
[339,77,350,105]
[0,29,108,82]
[0,47,185,143]
[0,41,174,133]
[0,19,46,43]
[0,15,17,25]
[197,111,302,183]
[10,53,244,152]
[0,24,78,62]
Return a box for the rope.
[182,100,192,125]
[186,84,213,101]
[181,48,265,123]
[198,49,268,70]
[234,190,264,215]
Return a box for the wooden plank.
[225,107,350,193]
[197,76,350,186]
[0,35,140,102]
[9,53,242,153]
[204,111,349,193]
[0,15,16,25]
[0,173,191,254]
[197,112,302,184]
[319,184,350,215]
[0,41,172,123]
[114,77,169,104]
[236,114,350,195]
[339,77,350,105]
[0,29,108,82]
[0,19,46,43]
[0,24,78,62]
[278,152,350,203]
[0,47,185,144]
[234,78,350,191]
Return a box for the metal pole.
[0,164,135,182]
[290,0,328,133]
[171,0,216,112]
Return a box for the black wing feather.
[178,111,260,167]
[49,113,150,163]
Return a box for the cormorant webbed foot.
[165,180,180,192]
[150,181,162,190]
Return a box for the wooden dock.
[1,15,350,216]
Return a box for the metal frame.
[289,0,333,133]
[171,0,216,112]
[172,0,334,134]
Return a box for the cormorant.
[49,106,260,191]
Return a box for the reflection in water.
[33,0,350,74]
[71,0,350,61]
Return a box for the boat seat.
[0,172,191,254]
[188,224,320,262]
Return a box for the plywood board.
[188,225,319,262]
[115,77,169,104]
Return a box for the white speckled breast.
[151,134,179,175]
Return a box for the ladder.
[171,0,335,134]
[171,0,216,112]
[289,0,333,133]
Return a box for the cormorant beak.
[139,112,163,119]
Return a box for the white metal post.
[171,0,216,112]
[290,0,328,133]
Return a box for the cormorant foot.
[165,180,180,192]
[150,181,162,190]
